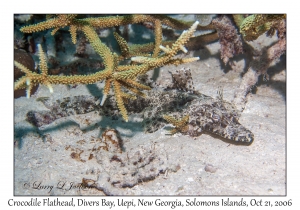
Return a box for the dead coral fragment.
[101,129,123,153]
[212,15,243,65]
[83,138,170,195]
[233,19,286,111]
[239,14,286,41]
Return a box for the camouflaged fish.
[26,68,254,143]
[144,68,254,143]
[163,92,254,143]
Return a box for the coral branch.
[239,14,286,41]
[152,19,162,58]
[15,15,202,121]
[212,15,243,65]
[233,19,286,111]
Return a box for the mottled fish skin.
[27,89,254,143]
[144,90,254,144]
[181,98,254,143]
[163,68,254,143]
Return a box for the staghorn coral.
[15,15,204,122]
[19,14,214,44]
[15,14,282,138]
[14,49,38,98]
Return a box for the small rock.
[204,164,217,173]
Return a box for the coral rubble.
[212,15,243,65]
[64,129,177,195]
